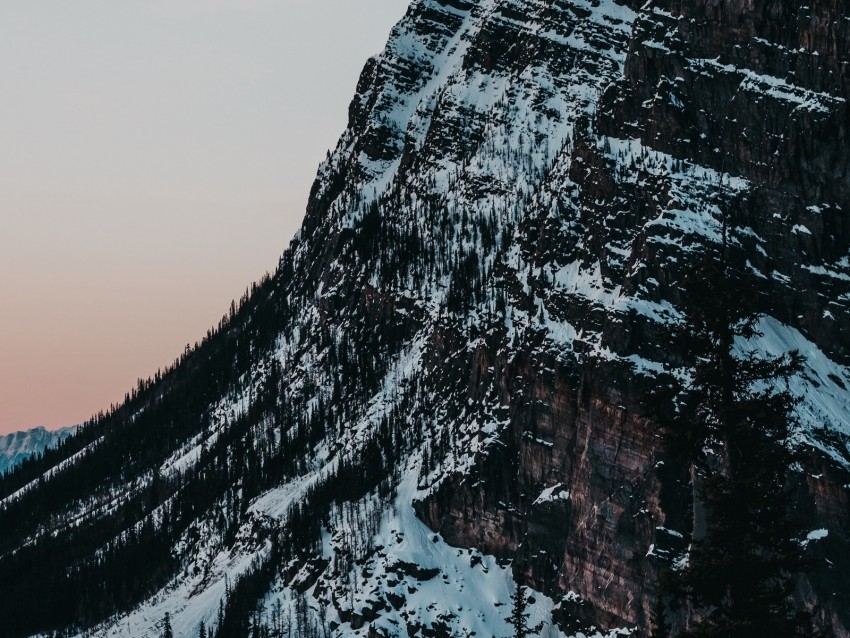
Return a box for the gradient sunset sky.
[0,0,409,434]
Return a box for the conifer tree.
[658,245,813,637]
[506,585,543,638]
[162,613,173,638]
[650,595,671,638]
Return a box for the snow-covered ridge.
[738,316,850,468]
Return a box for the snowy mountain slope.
[0,425,76,476]
[1,0,849,636]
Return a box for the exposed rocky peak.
[310,0,637,211]
[1,1,849,637]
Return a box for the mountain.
[1,0,849,636]
[0,426,76,476]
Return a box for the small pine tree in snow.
[506,586,543,638]
[162,613,173,638]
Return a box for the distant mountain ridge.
[0,426,76,475]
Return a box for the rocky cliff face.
[1,1,848,637]
[409,0,850,632]
[601,0,850,360]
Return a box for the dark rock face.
[600,0,850,362]
[2,1,849,636]
[417,355,667,631]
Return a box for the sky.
[0,0,410,434]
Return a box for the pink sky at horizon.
[0,0,409,435]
